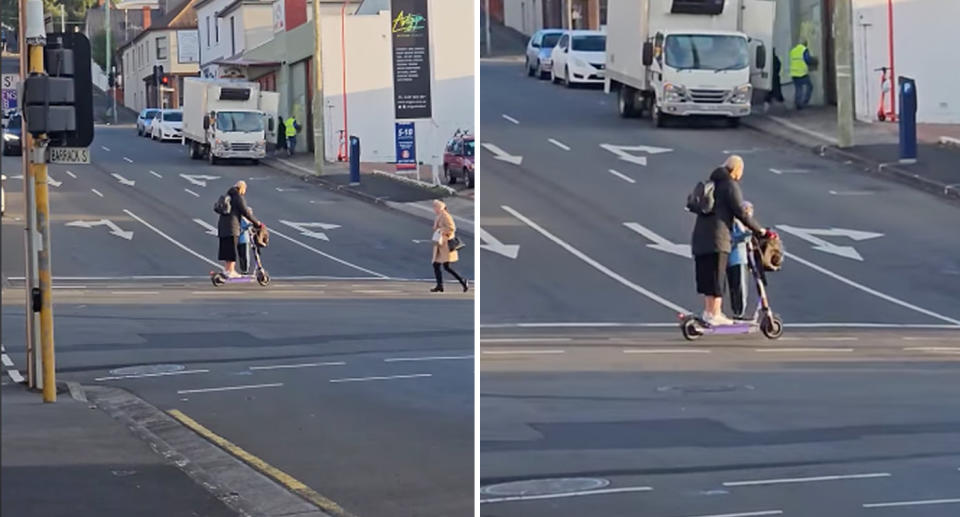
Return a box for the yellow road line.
[167,409,354,517]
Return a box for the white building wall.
[197,0,235,67]
[504,0,543,36]
[240,5,276,54]
[121,30,199,112]
[319,0,475,166]
[852,0,959,123]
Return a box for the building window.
[156,36,168,60]
[215,17,219,43]
[230,16,235,55]
[206,16,210,46]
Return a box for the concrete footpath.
[1,382,237,517]
[743,104,960,200]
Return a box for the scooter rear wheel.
[760,314,784,339]
[211,272,226,287]
[680,315,703,341]
[256,270,270,286]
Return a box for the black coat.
[691,167,764,256]
[217,186,261,237]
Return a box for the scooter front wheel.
[211,272,226,287]
[680,315,703,341]
[761,314,784,339]
[256,270,270,286]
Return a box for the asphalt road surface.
[1,121,474,517]
[478,60,960,517]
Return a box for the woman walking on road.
[431,200,468,293]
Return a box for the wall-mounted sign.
[273,0,286,33]
[395,122,416,170]
[391,0,432,119]
[177,30,199,63]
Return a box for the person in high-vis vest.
[789,41,814,110]
[284,116,301,157]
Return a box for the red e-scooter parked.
[875,66,897,122]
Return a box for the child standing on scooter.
[237,210,254,275]
[727,201,754,320]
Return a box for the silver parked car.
[137,108,161,137]
[525,29,564,79]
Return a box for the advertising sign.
[177,30,200,63]
[391,0,432,119]
[395,122,416,170]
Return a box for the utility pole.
[106,0,116,123]
[19,0,42,391]
[484,0,491,57]
[311,0,325,174]
[60,4,65,33]
[835,0,855,148]
[24,0,57,402]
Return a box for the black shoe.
[460,279,469,292]
[430,286,444,293]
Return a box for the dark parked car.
[2,112,22,156]
[443,132,474,188]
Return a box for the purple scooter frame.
[211,230,270,287]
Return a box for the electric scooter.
[210,228,270,287]
[875,66,896,122]
[680,237,784,341]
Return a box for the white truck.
[182,78,280,164]
[604,0,775,127]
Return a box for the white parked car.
[550,30,607,86]
[151,109,183,141]
[525,29,564,79]
[137,108,160,136]
[1,174,6,216]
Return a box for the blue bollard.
[898,76,917,164]
[349,136,360,185]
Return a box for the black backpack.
[686,180,716,215]
[214,193,232,215]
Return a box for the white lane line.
[178,383,283,394]
[482,349,566,355]
[502,114,519,124]
[608,169,636,184]
[480,485,653,504]
[788,323,960,329]
[149,170,163,178]
[755,348,855,353]
[904,347,960,352]
[248,362,345,371]
[769,168,810,175]
[123,157,134,163]
[95,369,210,381]
[677,512,783,517]
[101,146,111,151]
[724,472,890,487]
[863,498,960,509]
[65,170,77,179]
[52,285,87,289]
[109,291,159,295]
[91,188,103,197]
[786,251,960,326]
[7,369,24,383]
[829,190,874,196]
[384,355,473,362]
[548,138,571,151]
[624,349,711,354]
[352,289,401,294]
[502,205,689,314]
[480,322,960,329]
[480,338,572,343]
[184,188,200,197]
[902,336,960,341]
[779,336,859,341]
[269,227,388,279]
[329,373,432,383]
[123,209,221,268]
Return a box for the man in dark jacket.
[691,155,769,325]
[218,180,263,278]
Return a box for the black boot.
[430,286,444,293]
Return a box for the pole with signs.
[391,0,432,120]
[311,0,325,174]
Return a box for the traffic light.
[108,72,114,87]
[22,32,94,147]
[153,64,164,85]
[161,75,169,86]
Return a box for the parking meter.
[898,76,917,163]
[349,136,361,184]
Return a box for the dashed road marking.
[149,170,163,178]
[329,373,432,383]
[680,512,782,517]
[248,362,345,371]
[862,498,960,509]
[624,349,711,354]
[482,349,566,355]
[101,146,111,151]
[548,138,571,151]
[502,114,519,124]
[123,157,134,163]
[177,383,283,394]
[65,170,77,179]
[724,472,890,487]
[95,369,210,381]
[754,348,855,353]
[91,188,103,197]
[608,169,636,184]
[480,338,572,343]
[480,485,653,504]
[184,188,200,197]
[384,355,473,362]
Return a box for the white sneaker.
[705,312,734,326]
[225,270,241,279]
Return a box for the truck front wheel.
[618,85,637,118]
[208,148,218,165]
[652,97,668,128]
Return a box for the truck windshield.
[216,112,264,132]
[572,35,606,52]
[664,35,748,71]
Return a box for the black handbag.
[447,236,464,252]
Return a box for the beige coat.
[432,211,458,263]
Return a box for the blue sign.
[395,122,416,170]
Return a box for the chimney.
[143,6,152,28]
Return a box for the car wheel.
[565,67,574,88]
[466,171,474,189]
[137,127,142,136]
[526,58,534,77]
[445,166,456,185]
[537,61,547,80]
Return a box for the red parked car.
[442,131,474,188]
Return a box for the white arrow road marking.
[548,138,571,151]
[193,219,217,235]
[624,223,692,258]
[769,168,810,175]
[777,225,883,261]
[179,174,220,187]
[481,143,523,165]
[279,220,341,241]
[111,173,135,186]
[600,143,673,166]
[65,219,134,240]
[502,114,519,124]
[608,169,636,184]
[477,226,520,259]
[46,175,62,187]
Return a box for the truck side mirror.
[642,42,653,66]
[756,44,767,70]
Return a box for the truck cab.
[204,109,267,163]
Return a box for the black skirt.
[218,236,238,261]
[695,252,729,297]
